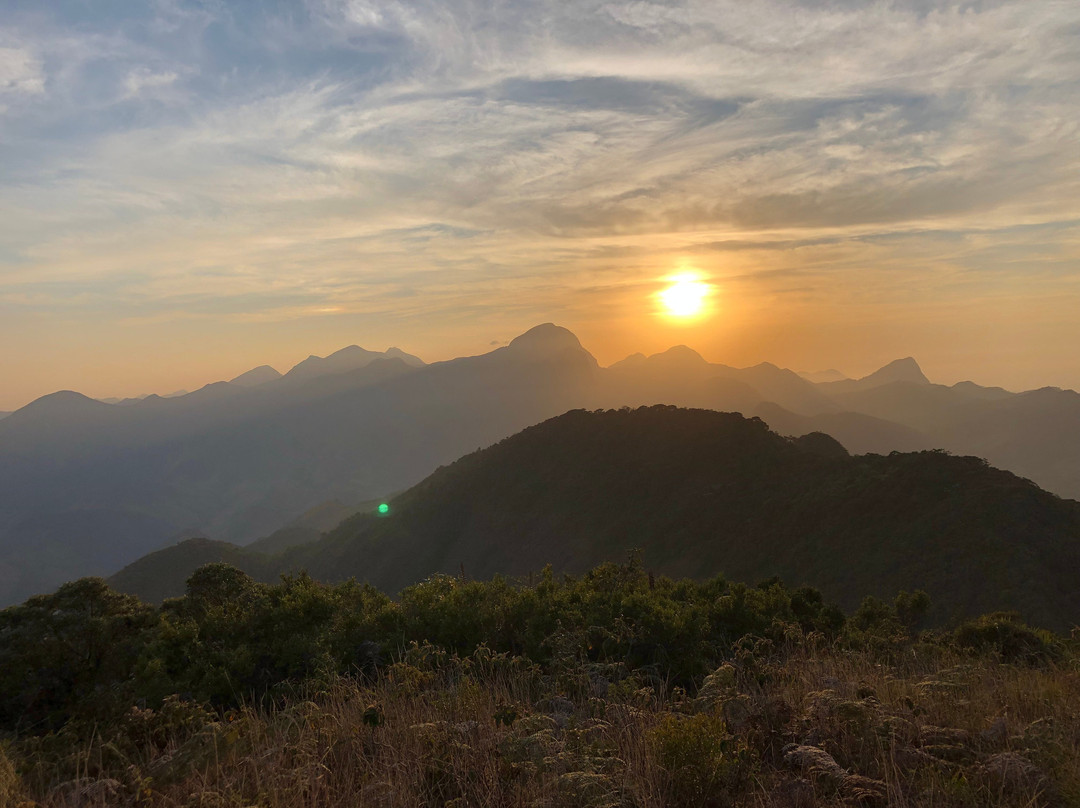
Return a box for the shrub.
[651,712,751,806]
[0,743,27,806]
[0,578,157,729]
[952,612,1062,665]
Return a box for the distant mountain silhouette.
[6,327,1080,605]
[282,345,426,383]
[0,327,597,602]
[384,347,426,367]
[750,401,934,455]
[812,379,1080,501]
[607,351,647,369]
[244,499,361,555]
[733,362,838,415]
[110,407,1080,629]
[950,380,1013,401]
[936,386,1080,505]
[229,365,282,387]
[820,357,930,394]
[830,381,973,433]
[495,323,597,365]
[797,369,849,383]
[0,391,123,456]
[4,390,111,427]
[603,347,836,415]
[605,346,757,411]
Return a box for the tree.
[0,578,156,730]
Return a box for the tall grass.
[6,639,1077,807]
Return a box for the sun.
[658,274,712,319]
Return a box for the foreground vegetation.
[1,558,1077,806]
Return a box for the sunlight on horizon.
[657,274,714,321]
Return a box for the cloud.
[123,68,179,98]
[0,46,44,95]
[0,0,1079,399]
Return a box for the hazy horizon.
[0,321,1065,412]
[3,0,1079,410]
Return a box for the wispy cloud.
[1,0,1079,405]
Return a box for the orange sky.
[3,0,1080,410]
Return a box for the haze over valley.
[2,323,1079,615]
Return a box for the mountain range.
[109,406,1080,629]
[3,323,1080,605]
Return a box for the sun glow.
[658,274,712,319]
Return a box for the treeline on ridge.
[110,407,1080,630]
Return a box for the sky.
[1,0,1079,410]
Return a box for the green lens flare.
[378,503,390,514]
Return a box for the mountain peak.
[2,390,112,431]
[607,352,647,370]
[385,347,426,367]
[652,343,704,360]
[817,356,930,395]
[863,357,929,386]
[20,390,106,413]
[652,345,707,364]
[229,365,282,387]
[326,345,381,361]
[505,324,593,362]
[285,345,385,381]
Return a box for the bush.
[0,743,27,806]
[952,612,1062,665]
[0,578,157,730]
[651,713,751,806]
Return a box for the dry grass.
[6,643,1079,808]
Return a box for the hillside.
[108,537,264,603]
[113,407,1080,629]
[109,500,373,603]
[10,325,1080,605]
[0,325,597,603]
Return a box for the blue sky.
[2,0,1079,407]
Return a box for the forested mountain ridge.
[7,323,1080,604]
[111,406,1080,630]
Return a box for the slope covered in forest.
[114,406,1080,629]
